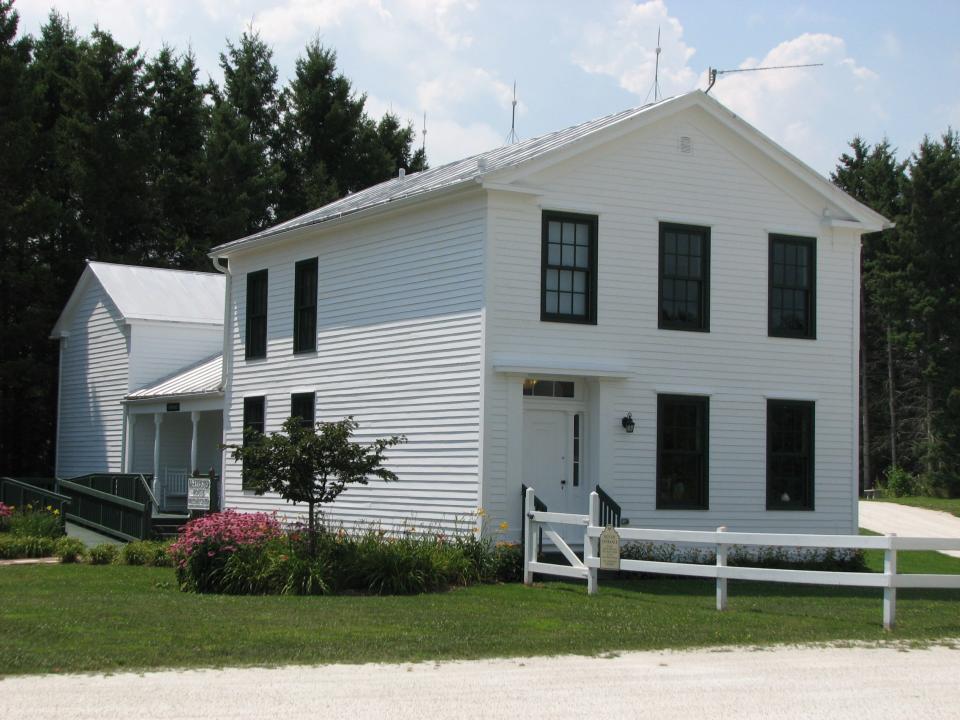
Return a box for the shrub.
[0,534,55,559]
[8,505,64,539]
[620,540,866,572]
[170,510,283,592]
[883,466,916,497]
[492,542,523,582]
[122,540,174,567]
[54,537,87,563]
[0,501,11,531]
[89,543,120,565]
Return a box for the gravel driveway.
[3,644,959,720]
[860,500,960,558]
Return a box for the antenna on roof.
[506,81,520,144]
[421,111,427,155]
[653,26,662,102]
[705,62,823,94]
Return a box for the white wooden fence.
[523,489,960,630]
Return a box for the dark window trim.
[768,234,817,339]
[293,258,318,354]
[241,395,266,490]
[540,210,599,325]
[656,393,710,510]
[766,399,815,511]
[245,269,268,360]
[291,391,315,429]
[658,222,711,332]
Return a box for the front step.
[151,513,190,540]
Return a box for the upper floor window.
[767,400,815,510]
[769,235,816,339]
[657,394,709,509]
[293,258,318,353]
[659,223,710,331]
[245,270,268,359]
[541,212,598,324]
[241,395,265,489]
[291,392,315,429]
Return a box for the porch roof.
[126,354,223,401]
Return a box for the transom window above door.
[523,379,575,398]
[541,211,598,324]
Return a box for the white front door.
[523,408,586,543]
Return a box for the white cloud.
[252,0,390,45]
[709,33,881,172]
[365,94,502,166]
[571,0,697,100]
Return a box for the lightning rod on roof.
[705,62,823,94]
[645,26,663,104]
[421,112,427,155]
[506,81,520,144]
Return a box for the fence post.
[883,533,897,631]
[586,491,599,595]
[716,526,728,611]
[523,487,535,585]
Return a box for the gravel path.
[3,644,959,720]
[859,500,960,558]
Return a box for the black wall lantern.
[621,412,635,433]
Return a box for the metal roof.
[126,354,223,400]
[211,96,679,254]
[88,262,225,324]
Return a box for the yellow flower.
[46,505,53,512]
[499,521,509,531]
[53,509,60,516]
[476,508,486,518]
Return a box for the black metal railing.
[596,484,622,527]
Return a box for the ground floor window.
[767,399,815,510]
[657,394,709,509]
[242,396,265,490]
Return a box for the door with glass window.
[522,408,586,544]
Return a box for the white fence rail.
[523,489,960,630]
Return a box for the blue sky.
[13,0,960,174]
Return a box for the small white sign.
[599,525,621,570]
[187,476,211,511]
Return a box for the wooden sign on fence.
[599,525,621,570]
[187,476,211,511]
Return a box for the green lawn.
[874,496,960,518]
[2,547,960,676]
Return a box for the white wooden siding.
[127,323,223,393]
[56,281,129,477]
[482,109,859,536]
[222,193,486,530]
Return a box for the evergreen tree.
[144,47,211,268]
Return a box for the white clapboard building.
[206,91,889,539]
[50,262,225,511]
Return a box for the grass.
[2,545,959,676]
[874,496,960,518]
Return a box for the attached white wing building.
[50,262,225,511]
[208,91,889,538]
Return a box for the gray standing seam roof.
[211,95,678,253]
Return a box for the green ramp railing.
[0,477,72,530]
[58,474,155,542]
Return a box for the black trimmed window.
[241,396,265,490]
[541,212,598,324]
[767,400,815,510]
[293,258,318,353]
[291,392,315,429]
[769,235,816,339]
[657,394,709,509]
[659,223,710,331]
[245,270,268,359]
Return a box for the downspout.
[212,255,231,511]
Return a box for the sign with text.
[187,476,211,511]
[599,525,621,570]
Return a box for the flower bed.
[169,510,522,595]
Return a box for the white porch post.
[124,409,136,473]
[190,411,200,475]
[153,413,163,501]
